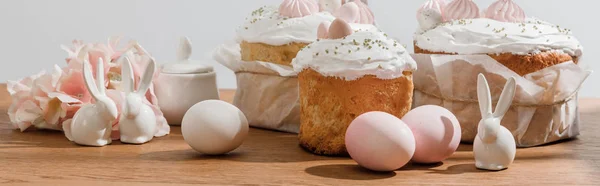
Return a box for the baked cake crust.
[414,44,579,76]
[298,69,414,156]
[240,41,308,66]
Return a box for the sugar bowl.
[154,37,220,125]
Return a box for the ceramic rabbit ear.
[493,77,516,119]
[83,59,102,101]
[136,58,156,97]
[477,74,493,118]
[121,57,135,94]
[96,58,106,95]
[178,37,192,61]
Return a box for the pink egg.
[402,105,461,164]
[345,111,415,172]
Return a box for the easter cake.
[292,18,417,155]
[411,0,590,147]
[215,0,378,133]
[414,0,582,76]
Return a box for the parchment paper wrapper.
[214,43,300,133]
[411,54,591,147]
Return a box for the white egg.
[182,100,249,155]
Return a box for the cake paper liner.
[411,54,591,147]
[213,43,300,133]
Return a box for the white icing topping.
[236,6,335,46]
[292,30,417,80]
[415,18,583,56]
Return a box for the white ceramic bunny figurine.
[473,74,517,171]
[63,58,118,146]
[118,57,157,144]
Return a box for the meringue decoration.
[485,0,526,23]
[319,0,346,13]
[328,19,353,39]
[317,21,332,39]
[279,0,320,18]
[336,2,360,23]
[443,0,480,21]
[435,0,447,9]
[417,0,445,31]
[335,1,374,24]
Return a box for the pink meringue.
[417,0,446,30]
[436,0,447,9]
[443,0,480,21]
[419,0,446,14]
[328,18,353,39]
[317,21,332,39]
[335,1,374,24]
[336,2,359,23]
[279,0,320,18]
[485,0,526,23]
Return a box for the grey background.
[0,0,597,97]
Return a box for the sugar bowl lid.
[161,37,214,74]
[162,63,213,74]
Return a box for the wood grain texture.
[0,84,599,185]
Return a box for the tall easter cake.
[414,0,582,76]
[411,0,589,147]
[293,16,417,155]
[223,0,378,133]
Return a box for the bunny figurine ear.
[493,77,516,119]
[83,59,101,101]
[136,58,156,97]
[121,57,135,95]
[96,58,106,95]
[177,37,192,61]
[477,74,493,119]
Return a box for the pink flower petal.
[62,103,82,119]
[13,100,43,131]
[57,69,92,104]
[43,97,63,125]
[111,130,121,141]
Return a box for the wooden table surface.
[1,84,599,185]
